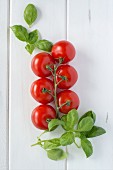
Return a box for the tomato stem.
[58,100,71,109]
[53,65,60,118]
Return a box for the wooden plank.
[0,0,9,169]
[9,0,66,170]
[67,0,113,169]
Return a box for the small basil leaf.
[28,30,38,44]
[78,117,94,132]
[67,109,79,129]
[35,39,53,52]
[24,4,37,27]
[25,44,35,54]
[47,148,67,161]
[81,138,93,158]
[61,109,78,131]
[44,138,61,150]
[48,119,65,131]
[60,132,74,146]
[61,115,68,131]
[79,111,96,123]
[85,126,106,138]
[11,25,29,42]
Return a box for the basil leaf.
[47,148,67,160]
[61,109,78,131]
[25,44,35,54]
[11,25,29,42]
[85,126,106,138]
[48,119,65,131]
[67,109,79,128]
[28,30,38,44]
[44,138,61,150]
[35,39,53,52]
[61,115,68,130]
[79,111,96,123]
[78,117,94,132]
[24,4,37,27]
[81,138,93,158]
[60,132,74,146]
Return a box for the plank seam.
[7,0,10,169]
[65,0,68,170]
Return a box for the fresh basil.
[79,111,96,123]
[35,39,53,52]
[47,148,67,160]
[25,44,35,54]
[67,109,79,129]
[85,126,106,138]
[24,4,37,27]
[11,25,29,42]
[28,29,38,44]
[81,138,93,158]
[60,132,74,146]
[61,109,78,131]
[48,119,65,131]
[44,138,61,150]
[78,117,94,132]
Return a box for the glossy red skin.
[31,105,56,130]
[56,65,78,89]
[30,78,54,104]
[57,90,80,114]
[51,40,76,63]
[31,52,55,77]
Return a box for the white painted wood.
[9,0,66,170]
[0,0,9,170]
[67,0,113,169]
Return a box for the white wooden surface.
[0,0,9,170]
[1,0,113,170]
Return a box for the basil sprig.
[32,109,106,160]
[11,4,53,54]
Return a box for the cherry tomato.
[30,78,54,104]
[56,65,78,89]
[31,105,56,130]
[51,40,76,63]
[57,90,80,114]
[31,52,55,77]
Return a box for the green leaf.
[78,117,94,132]
[24,4,37,27]
[48,119,65,131]
[47,148,67,161]
[11,25,29,42]
[60,132,74,146]
[67,109,79,128]
[28,30,38,44]
[79,111,96,123]
[81,138,93,158]
[35,39,53,52]
[61,109,79,131]
[25,44,35,54]
[44,138,61,150]
[85,126,106,138]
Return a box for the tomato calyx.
[58,100,71,109]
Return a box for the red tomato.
[31,105,56,130]
[57,90,80,114]
[56,65,78,89]
[31,52,55,77]
[51,40,76,63]
[30,78,54,104]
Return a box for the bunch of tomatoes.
[30,40,80,130]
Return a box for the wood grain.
[0,0,9,169]
[67,0,113,169]
[9,0,66,170]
